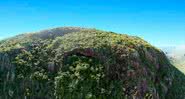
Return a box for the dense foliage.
[0,27,185,99]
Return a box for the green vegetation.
[0,27,185,99]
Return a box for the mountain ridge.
[0,27,185,99]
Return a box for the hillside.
[0,27,185,99]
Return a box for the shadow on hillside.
[166,65,185,99]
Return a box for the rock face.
[0,27,184,99]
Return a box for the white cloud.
[170,44,185,59]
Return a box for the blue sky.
[0,0,185,47]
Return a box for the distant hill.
[162,45,185,74]
[0,27,185,99]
